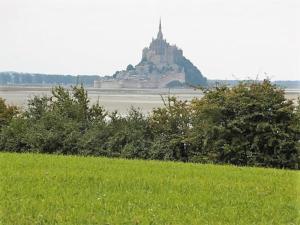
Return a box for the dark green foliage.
[0,81,299,169]
[0,85,106,155]
[126,64,134,71]
[149,96,191,161]
[190,80,299,169]
[0,118,31,152]
[0,98,18,129]
[294,98,300,163]
[106,108,152,159]
[176,56,207,86]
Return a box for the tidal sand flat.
[0,86,204,114]
[0,86,299,114]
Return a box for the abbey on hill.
[94,20,207,88]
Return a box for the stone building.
[94,20,206,88]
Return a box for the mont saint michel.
[94,20,207,88]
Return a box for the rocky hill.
[95,20,207,88]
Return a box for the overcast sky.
[0,0,299,80]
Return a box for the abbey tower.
[142,19,183,66]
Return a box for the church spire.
[157,18,163,40]
[159,18,162,32]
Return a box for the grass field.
[0,153,299,225]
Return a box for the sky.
[0,0,299,80]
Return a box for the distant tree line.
[0,80,299,169]
[0,72,100,86]
[1,72,299,89]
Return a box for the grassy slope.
[0,153,299,225]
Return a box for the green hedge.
[0,80,299,169]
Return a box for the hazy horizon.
[0,0,299,80]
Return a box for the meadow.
[1,153,299,225]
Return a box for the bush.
[190,80,299,169]
[0,98,18,129]
[149,96,191,161]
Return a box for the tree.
[149,96,191,161]
[126,64,134,71]
[191,80,299,169]
[0,98,18,129]
[1,85,107,155]
[293,98,300,164]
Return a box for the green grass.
[0,153,299,225]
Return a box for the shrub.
[190,80,299,169]
[0,98,18,129]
